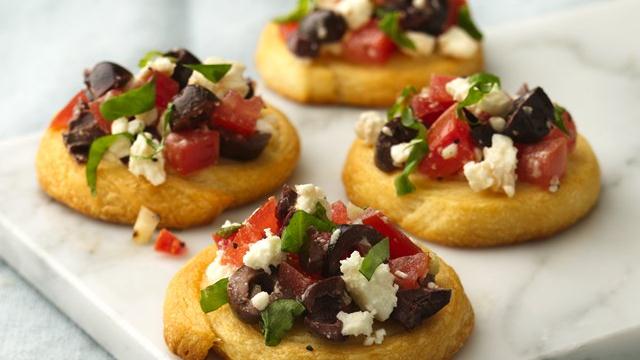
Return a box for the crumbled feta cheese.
[346,202,366,221]
[128,133,166,186]
[295,184,330,214]
[147,56,176,76]
[336,0,373,29]
[438,26,479,60]
[413,0,426,8]
[337,311,374,337]
[242,229,283,274]
[330,228,341,246]
[364,328,387,346]
[441,143,459,160]
[489,116,507,132]
[127,119,145,134]
[355,111,386,146]
[463,134,518,197]
[189,57,249,98]
[445,77,472,102]
[206,249,237,285]
[390,142,413,167]
[250,291,270,311]
[135,108,158,126]
[381,126,393,136]
[111,118,129,134]
[340,251,398,321]
[256,114,276,134]
[108,136,131,159]
[548,176,560,193]
[221,220,242,230]
[394,270,408,279]
[478,88,513,116]
[131,206,160,245]
[427,281,438,289]
[401,32,436,57]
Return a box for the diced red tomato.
[164,129,220,175]
[154,71,179,112]
[342,20,397,65]
[284,253,323,281]
[418,105,475,178]
[517,137,568,189]
[445,0,468,30]
[50,90,87,130]
[154,229,186,255]
[361,212,422,259]
[330,201,349,224]
[389,253,429,289]
[279,22,299,42]
[546,110,577,152]
[220,197,279,267]
[88,99,112,133]
[211,91,264,136]
[411,75,456,127]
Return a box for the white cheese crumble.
[394,270,408,279]
[242,229,283,274]
[441,143,459,160]
[401,32,435,57]
[390,142,413,167]
[346,202,366,222]
[255,114,276,134]
[412,0,426,8]
[128,133,166,186]
[206,249,237,285]
[445,77,472,102]
[477,88,513,116]
[188,57,249,98]
[381,126,393,136]
[111,118,144,135]
[131,206,160,245]
[364,328,387,346]
[147,56,176,76]
[489,116,507,132]
[337,310,374,337]
[438,26,479,60]
[330,228,341,247]
[108,136,131,159]
[549,176,560,193]
[135,108,158,126]
[294,184,330,214]
[463,134,518,197]
[340,251,398,321]
[355,111,386,146]
[336,0,373,29]
[220,219,241,230]
[250,291,270,311]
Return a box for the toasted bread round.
[35,106,300,229]
[343,135,601,247]
[163,245,474,360]
[255,23,484,107]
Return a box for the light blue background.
[0,0,603,358]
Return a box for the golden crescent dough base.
[163,245,474,360]
[255,23,484,107]
[343,135,601,247]
[35,106,300,229]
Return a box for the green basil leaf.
[273,0,315,23]
[359,238,390,280]
[184,64,232,83]
[100,80,156,121]
[86,134,133,196]
[138,50,163,68]
[200,278,229,313]
[394,137,429,195]
[553,104,570,135]
[312,202,331,223]
[457,5,483,40]
[388,86,417,120]
[261,299,306,346]
[215,223,242,239]
[281,210,335,253]
[161,103,175,135]
[456,73,501,121]
[378,11,416,50]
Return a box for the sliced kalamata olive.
[326,224,385,276]
[304,317,345,342]
[300,228,331,274]
[471,124,494,148]
[170,85,219,131]
[287,32,320,58]
[276,184,298,229]
[84,62,133,99]
[391,287,451,329]
[302,277,351,321]
[375,118,418,172]
[400,0,449,35]
[274,261,315,300]
[299,10,347,43]
[227,266,276,323]
[379,0,412,11]
[503,87,554,143]
[164,48,201,89]
[245,79,255,99]
[219,130,271,161]
[62,110,107,163]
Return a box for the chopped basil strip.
[312,203,331,223]
[378,11,416,50]
[359,238,390,280]
[394,134,428,195]
[86,133,133,196]
[215,223,242,239]
[161,103,175,135]
[200,278,229,313]
[457,5,483,40]
[456,73,501,121]
[261,299,306,346]
[281,210,335,253]
[100,80,156,121]
[273,0,315,23]
[553,104,570,135]
[184,64,232,83]
[388,86,417,120]
[138,50,164,68]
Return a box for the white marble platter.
[1,1,639,359]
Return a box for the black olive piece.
[287,32,320,58]
[374,118,419,173]
[227,266,276,324]
[299,10,347,44]
[219,130,271,161]
[276,184,298,228]
[391,287,451,329]
[471,124,494,148]
[418,272,436,287]
[379,0,412,11]
[325,224,385,276]
[164,48,201,89]
[84,62,133,99]
[170,85,219,132]
[399,0,450,36]
[299,227,331,274]
[302,277,352,321]
[62,110,107,163]
[274,261,315,301]
[503,87,554,143]
[304,317,346,342]
[245,79,256,99]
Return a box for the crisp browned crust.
[163,245,474,360]
[35,106,300,229]
[343,135,601,247]
[255,23,484,107]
